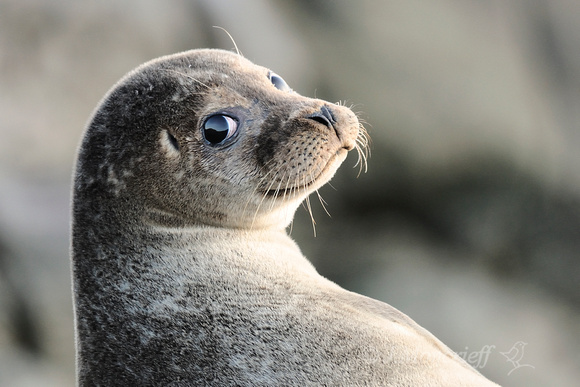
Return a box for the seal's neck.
[142,198,304,231]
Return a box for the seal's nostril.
[308,105,336,129]
[320,105,336,125]
[309,114,332,127]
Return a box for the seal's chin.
[263,148,349,199]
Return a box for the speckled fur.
[71,49,499,386]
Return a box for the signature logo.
[500,341,536,376]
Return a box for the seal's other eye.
[203,114,238,145]
[268,72,291,92]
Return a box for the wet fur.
[72,49,498,385]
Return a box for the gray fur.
[71,49,499,385]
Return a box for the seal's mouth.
[262,148,349,199]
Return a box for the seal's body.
[72,49,498,385]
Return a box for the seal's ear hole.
[166,131,179,151]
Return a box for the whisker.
[304,195,316,237]
[281,172,294,205]
[242,158,278,223]
[268,177,285,211]
[303,170,320,236]
[293,174,301,200]
[250,162,285,228]
[315,189,332,218]
[213,26,242,56]
[353,121,370,176]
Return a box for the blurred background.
[1,0,579,385]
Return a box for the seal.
[71,49,498,385]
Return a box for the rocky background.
[1,0,579,386]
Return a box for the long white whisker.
[251,162,286,228]
[299,170,318,236]
[281,172,293,204]
[304,194,316,237]
[353,121,370,176]
[242,158,279,225]
[268,176,285,211]
[315,190,331,218]
[213,26,242,56]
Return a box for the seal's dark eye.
[203,114,238,145]
[268,72,291,92]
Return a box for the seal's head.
[74,49,367,230]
